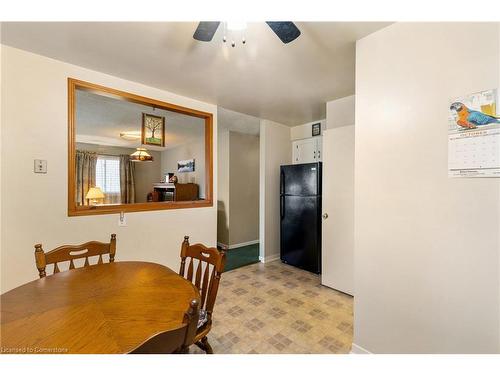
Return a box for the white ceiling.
[1,22,390,126]
[76,90,204,150]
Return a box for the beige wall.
[354,23,500,353]
[259,119,291,262]
[161,138,206,199]
[217,129,230,245]
[134,150,162,203]
[76,143,162,203]
[228,131,260,246]
[216,130,259,248]
[0,45,217,293]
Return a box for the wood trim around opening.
[68,78,214,217]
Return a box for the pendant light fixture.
[130,148,153,162]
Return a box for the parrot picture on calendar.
[450,102,500,129]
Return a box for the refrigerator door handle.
[280,170,285,195]
[280,195,285,219]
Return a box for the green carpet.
[222,243,260,272]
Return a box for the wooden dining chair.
[179,236,226,354]
[129,299,200,354]
[34,234,116,278]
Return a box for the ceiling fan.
[193,21,301,44]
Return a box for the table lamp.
[86,187,105,205]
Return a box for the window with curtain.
[95,155,121,204]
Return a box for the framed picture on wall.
[312,122,321,137]
[178,159,195,173]
[142,113,165,147]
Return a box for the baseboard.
[350,343,372,354]
[259,254,280,263]
[217,240,259,250]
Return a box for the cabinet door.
[292,141,300,163]
[315,137,323,161]
[293,138,317,164]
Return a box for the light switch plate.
[34,160,47,174]
[118,212,127,227]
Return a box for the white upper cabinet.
[292,137,322,164]
[315,136,322,162]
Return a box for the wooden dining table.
[0,261,199,354]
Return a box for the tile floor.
[190,260,353,354]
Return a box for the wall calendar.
[448,89,500,177]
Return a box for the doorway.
[217,108,261,272]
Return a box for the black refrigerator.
[280,162,322,274]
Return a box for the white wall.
[0,45,217,293]
[326,95,354,129]
[354,23,500,354]
[290,119,326,141]
[259,119,291,262]
[498,25,500,352]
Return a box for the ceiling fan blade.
[266,22,301,44]
[193,22,221,42]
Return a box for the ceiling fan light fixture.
[193,21,300,45]
[222,21,247,47]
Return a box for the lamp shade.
[86,187,105,200]
[130,148,153,162]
